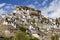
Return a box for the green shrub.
[30,37,39,40]
[14,32,30,40]
[51,34,59,40]
[3,37,11,40]
[19,26,27,32]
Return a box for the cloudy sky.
[0,0,60,19]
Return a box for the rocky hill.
[0,6,60,40]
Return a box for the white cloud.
[27,4,36,8]
[0,9,7,15]
[42,0,60,19]
[42,0,48,5]
[34,1,38,4]
[4,4,16,9]
[0,0,60,19]
[0,3,6,8]
[0,3,16,15]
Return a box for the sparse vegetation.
[3,37,13,40]
[19,25,27,32]
[30,37,39,40]
[14,32,30,40]
[51,34,59,40]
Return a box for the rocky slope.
[0,6,60,40]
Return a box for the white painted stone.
[35,23,37,26]
[53,25,57,28]
[11,23,16,28]
[49,19,52,22]
[52,21,56,25]
[27,10,29,15]
[22,10,27,13]
[32,34,40,38]
[15,20,17,22]
[22,19,25,21]
[22,15,25,18]
[59,38,60,40]
[9,16,12,18]
[29,25,33,30]
[14,25,16,28]
[2,15,5,18]
[13,10,17,13]
[12,23,14,26]
[5,30,10,34]
[8,18,11,21]
[47,28,50,31]
[3,21,8,25]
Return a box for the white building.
[32,34,40,39]
[3,21,8,25]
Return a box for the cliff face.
[0,6,60,39]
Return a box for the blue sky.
[0,0,53,8]
[0,0,60,19]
